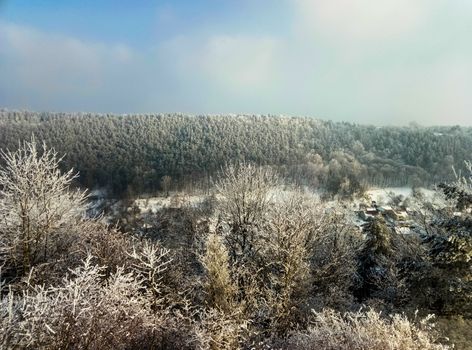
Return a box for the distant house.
[378,206,398,220]
[396,210,409,221]
[365,207,379,216]
[395,227,412,235]
[356,199,415,226]
[359,203,368,210]
[358,207,379,221]
[88,188,106,201]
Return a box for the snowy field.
[134,194,210,213]
[94,186,446,217]
[365,187,437,205]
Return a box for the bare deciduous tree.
[261,192,316,331]
[0,139,87,273]
[216,163,280,261]
[216,163,280,228]
[161,175,172,197]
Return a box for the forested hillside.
[1,109,472,196]
[3,139,471,349]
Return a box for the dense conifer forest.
[2,109,472,196]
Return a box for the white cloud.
[1,0,472,127]
[200,35,279,88]
[395,55,472,125]
[113,44,134,63]
[2,22,101,88]
[285,0,472,125]
[294,0,432,44]
[0,21,138,111]
[162,34,280,90]
[0,20,282,113]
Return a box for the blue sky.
[1,0,471,125]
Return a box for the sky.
[0,0,471,126]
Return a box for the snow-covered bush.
[279,308,449,350]
[0,139,88,275]
[1,256,163,349]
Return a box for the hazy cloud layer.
[1,0,471,125]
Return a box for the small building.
[396,210,409,221]
[365,207,379,216]
[378,206,398,220]
[357,207,379,221]
[395,227,413,235]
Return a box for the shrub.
[0,139,88,277]
[1,256,163,349]
[200,233,236,312]
[278,308,449,350]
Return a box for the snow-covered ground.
[134,188,320,214]
[88,185,447,223]
[366,187,412,203]
[134,194,210,213]
[365,187,437,205]
[130,187,442,214]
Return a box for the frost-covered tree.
[200,233,236,312]
[216,163,279,227]
[356,217,408,305]
[0,139,87,274]
[261,193,315,331]
[405,161,472,317]
[160,175,172,197]
[216,162,280,261]
[420,161,472,316]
